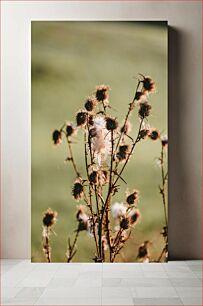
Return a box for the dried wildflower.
[138,102,152,119]
[52,130,62,145]
[112,202,127,219]
[43,208,57,227]
[161,136,168,147]
[76,111,87,127]
[120,217,129,230]
[84,97,97,112]
[120,121,131,134]
[95,85,109,102]
[142,76,156,93]
[129,209,140,225]
[88,115,94,126]
[126,190,139,205]
[149,128,160,141]
[72,181,84,200]
[89,128,97,138]
[117,145,129,162]
[134,91,145,102]
[76,205,89,231]
[89,171,98,185]
[137,240,150,260]
[139,129,149,140]
[66,124,74,137]
[106,117,118,131]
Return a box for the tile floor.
[1,260,202,305]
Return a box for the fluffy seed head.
[120,217,130,230]
[142,76,156,93]
[84,98,97,112]
[112,202,127,219]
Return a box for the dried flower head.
[137,240,151,260]
[76,205,89,231]
[142,76,156,93]
[89,171,98,185]
[120,217,130,230]
[129,209,140,225]
[66,124,75,137]
[134,91,145,102]
[52,130,62,145]
[43,208,57,227]
[126,190,139,205]
[89,128,97,138]
[120,121,131,135]
[112,202,127,219]
[138,102,152,119]
[117,145,129,162]
[149,128,160,141]
[88,115,94,126]
[95,85,109,102]
[72,181,84,200]
[84,97,97,112]
[106,117,118,131]
[139,129,150,140]
[76,111,87,127]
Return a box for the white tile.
[185,260,202,266]
[141,263,165,272]
[75,277,102,287]
[164,265,192,272]
[134,287,178,298]
[180,296,202,305]
[170,278,202,287]
[3,297,38,305]
[102,287,132,298]
[175,287,202,298]
[143,271,168,278]
[47,277,77,288]
[2,287,22,299]
[15,287,45,298]
[41,287,101,298]
[102,297,134,305]
[166,271,197,279]
[123,277,171,287]
[35,297,101,305]
[133,297,183,305]
[102,278,122,287]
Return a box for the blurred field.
[31,21,168,262]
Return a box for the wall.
[1,0,202,259]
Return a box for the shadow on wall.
[168,27,202,260]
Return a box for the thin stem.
[67,229,80,263]
[114,118,144,186]
[66,136,81,178]
[160,145,168,228]
[43,227,51,263]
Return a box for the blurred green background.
[31,21,168,262]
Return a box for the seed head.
[134,91,145,102]
[138,102,152,119]
[76,111,87,127]
[88,115,94,126]
[43,208,57,227]
[126,190,139,205]
[84,97,97,112]
[72,181,84,200]
[95,85,109,102]
[161,136,168,147]
[89,171,98,185]
[120,217,129,230]
[89,128,97,138]
[139,129,149,140]
[117,145,129,161]
[129,209,140,225]
[66,124,74,137]
[148,128,160,141]
[106,117,118,131]
[52,130,62,145]
[142,76,156,93]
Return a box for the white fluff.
[111,202,127,219]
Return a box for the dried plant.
[42,208,57,262]
[42,74,168,263]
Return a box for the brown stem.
[67,229,80,263]
[160,145,168,228]
[43,227,51,263]
[66,136,81,178]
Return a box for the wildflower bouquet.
[43,74,168,263]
